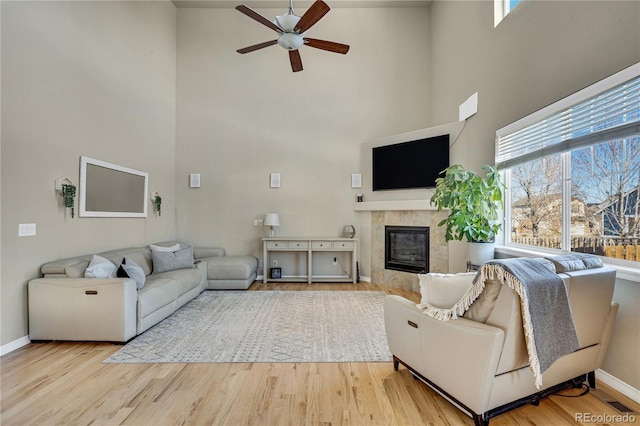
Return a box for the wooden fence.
[511,236,639,262]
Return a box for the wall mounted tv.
[372,134,450,191]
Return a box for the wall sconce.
[151,191,162,216]
[264,213,280,237]
[55,177,76,218]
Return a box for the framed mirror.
[79,156,148,218]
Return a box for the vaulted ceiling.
[172,0,431,8]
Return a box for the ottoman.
[201,255,258,290]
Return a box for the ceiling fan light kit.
[278,33,304,51]
[236,0,349,72]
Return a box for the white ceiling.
[172,0,431,8]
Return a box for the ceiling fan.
[235,0,350,72]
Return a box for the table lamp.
[264,213,280,237]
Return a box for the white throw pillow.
[418,272,476,308]
[84,255,117,278]
[150,243,180,252]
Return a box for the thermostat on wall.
[190,173,201,188]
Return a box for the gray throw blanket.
[418,258,581,389]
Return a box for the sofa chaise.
[28,241,258,342]
[384,255,618,426]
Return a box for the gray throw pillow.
[117,257,146,290]
[152,247,194,274]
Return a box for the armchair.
[384,262,618,425]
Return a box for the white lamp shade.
[264,213,280,227]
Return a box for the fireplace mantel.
[353,200,439,211]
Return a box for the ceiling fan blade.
[237,40,278,54]
[289,50,303,72]
[304,38,350,54]
[236,5,282,33]
[294,0,330,34]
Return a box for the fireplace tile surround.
[371,210,448,292]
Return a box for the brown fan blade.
[294,0,330,34]
[236,5,282,33]
[304,38,349,54]
[289,50,303,72]
[237,40,278,54]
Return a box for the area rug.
[103,291,392,364]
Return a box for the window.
[505,0,521,15]
[495,0,522,26]
[497,64,640,265]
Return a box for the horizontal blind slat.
[496,76,640,166]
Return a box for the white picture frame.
[79,156,149,218]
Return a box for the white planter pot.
[468,242,495,265]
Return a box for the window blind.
[496,64,640,169]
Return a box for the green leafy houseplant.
[430,164,505,243]
[61,183,76,218]
[154,194,162,217]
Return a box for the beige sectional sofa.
[28,241,258,342]
[384,255,618,426]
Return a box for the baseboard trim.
[0,335,30,356]
[596,369,640,403]
[360,276,371,282]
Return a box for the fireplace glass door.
[385,226,429,273]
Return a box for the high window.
[505,0,521,15]
[495,0,522,26]
[496,64,640,266]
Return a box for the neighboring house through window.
[496,64,640,265]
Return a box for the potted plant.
[61,183,76,218]
[430,164,505,265]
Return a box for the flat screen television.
[372,134,449,191]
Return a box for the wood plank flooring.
[2,282,638,425]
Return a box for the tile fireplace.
[370,210,448,291]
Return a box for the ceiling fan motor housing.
[275,14,299,31]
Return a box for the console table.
[262,237,358,284]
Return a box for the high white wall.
[175,6,431,276]
[0,1,177,346]
[428,0,640,389]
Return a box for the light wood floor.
[2,283,638,425]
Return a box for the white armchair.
[384,264,618,426]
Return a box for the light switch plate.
[270,173,281,188]
[190,173,201,188]
[19,223,36,237]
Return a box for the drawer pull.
[407,320,418,329]
[85,290,98,295]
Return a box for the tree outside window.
[508,137,639,260]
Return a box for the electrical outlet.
[272,260,278,267]
[333,257,338,265]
